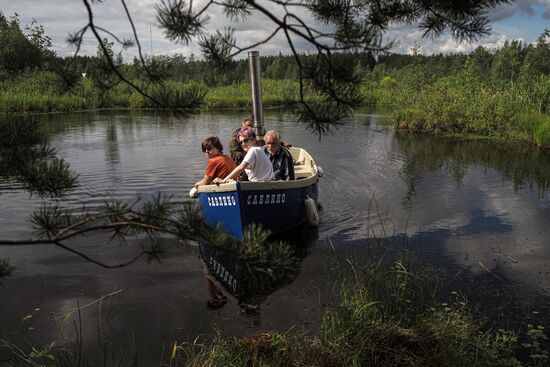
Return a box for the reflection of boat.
[199,223,319,303]
[195,51,321,239]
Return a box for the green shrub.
[128,91,146,108]
[1,71,67,95]
[533,117,550,148]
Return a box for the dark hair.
[242,117,253,127]
[201,136,223,152]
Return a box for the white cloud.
[1,0,549,59]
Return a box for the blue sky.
[1,0,549,59]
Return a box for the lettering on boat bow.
[246,193,285,205]
[208,256,238,293]
[207,194,237,207]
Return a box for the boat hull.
[198,179,318,239]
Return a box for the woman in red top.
[194,136,237,188]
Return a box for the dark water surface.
[1,110,550,363]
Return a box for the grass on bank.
[173,253,546,367]
[366,64,550,149]
[0,71,305,113]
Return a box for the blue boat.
[196,146,320,239]
[194,50,321,239]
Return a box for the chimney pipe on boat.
[248,51,265,137]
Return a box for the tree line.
[2,10,550,147]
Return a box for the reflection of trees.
[104,121,121,171]
[395,130,550,200]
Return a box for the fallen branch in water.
[478,261,506,283]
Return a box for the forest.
[2,11,550,147]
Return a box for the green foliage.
[30,205,71,238]
[523,30,550,77]
[238,224,299,296]
[19,158,79,197]
[128,91,146,108]
[150,80,207,109]
[0,71,66,95]
[178,256,526,367]
[0,12,42,73]
[204,82,250,108]
[319,258,521,367]
[0,339,56,366]
[91,38,123,92]
[520,74,550,114]
[531,116,550,148]
[522,324,549,366]
[491,40,523,83]
[0,92,88,113]
[296,100,348,136]
[1,24,549,145]
[390,54,550,145]
[200,223,300,299]
[363,29,550,147]
[204,79,301,109]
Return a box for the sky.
[1,0,549,60]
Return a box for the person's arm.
[195,175,213,187]
[213,161,249,183]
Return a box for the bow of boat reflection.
[198,223,319,313]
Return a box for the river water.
[1,110,550,363]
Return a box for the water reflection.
[200,224,319,313]
[395,131,550,199]
[104,121,121,168]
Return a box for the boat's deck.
[289,147,316,179]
